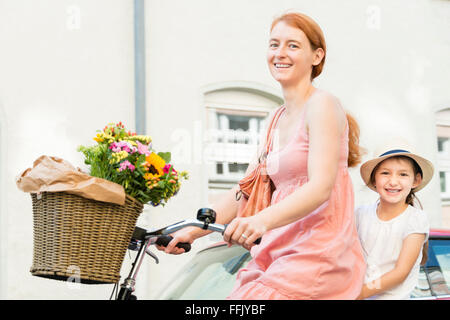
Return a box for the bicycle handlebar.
[137,217,261,254]
[145,219,226,254]
[146,219,226,237]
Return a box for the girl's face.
[373,157,422,206]
[267,21,323,86]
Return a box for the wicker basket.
[30,191,143,284]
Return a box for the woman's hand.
[155,226,197,255]
[223,215,267,250]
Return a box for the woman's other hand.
[223,215,267,250]
[155,227,196,255]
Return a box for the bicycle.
[110,208,261,300]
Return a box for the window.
[203,86,282,202]
[208,111,266,182]
[436,109,450,208]
[424,240,450,297]
[411,239,450,299]
[411,266,432,298]
[438,137,449,153]
[441,172,447,193]
[155,244,251,300]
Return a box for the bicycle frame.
[113,216,226,300]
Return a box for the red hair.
[346,112,363,168]
[271,12,363,167]
[271,12,326,80]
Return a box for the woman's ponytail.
[346,112,364,168]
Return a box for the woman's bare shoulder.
[307,89,345,120]
[310,89,342,109]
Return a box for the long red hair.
[272,12,363,167]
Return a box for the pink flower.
[136,141,151,156]
[117,141,131,153]
[110,141,136,153]
[163,164,177,174]
[109,142,121,153]
[163,164,172,174]
[119,160,135,172]
[110,141,125,152]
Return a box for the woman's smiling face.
[267,21,322,86]
[373,157,422,205]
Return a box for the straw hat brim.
[360,151,434,192]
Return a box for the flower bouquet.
[78,122,188,206]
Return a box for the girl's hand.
[223,215,267,250]
[355,285,366,300]
[155,227,196,255]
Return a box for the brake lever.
[145,247,159,264]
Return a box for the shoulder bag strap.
[266,106,285,153]
[261,106,285,159]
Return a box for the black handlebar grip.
[155,235,191,253]
[223,224,261,245]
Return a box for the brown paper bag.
[16,155,126,205]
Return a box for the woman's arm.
[224,94,346,248]
[357,233,426,300]
[161,109,272,254]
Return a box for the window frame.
[206,107,268,184]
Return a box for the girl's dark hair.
[370,155,428,265]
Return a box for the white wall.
[0,0,449,299]
[0,0,135,299]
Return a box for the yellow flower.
[93,133,104,142]
[109,151,129,164]
[144,152,165,177]
[93,131,115,144]
[127,135,152,144]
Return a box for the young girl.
[356,141,434,300]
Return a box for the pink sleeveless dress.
[227,90,366,300]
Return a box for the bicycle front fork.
[115,235,153,300]
[117,278,137,300]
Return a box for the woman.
[160,12,366,299]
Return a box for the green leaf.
[158,152,171,163]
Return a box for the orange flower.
[144,173,160,181]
